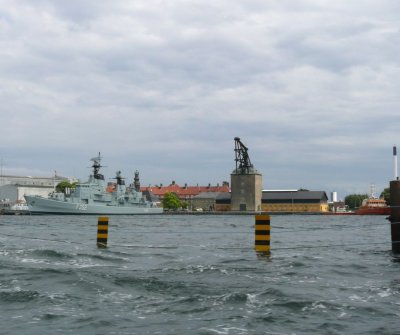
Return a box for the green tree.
[380,188,391,205]
[56,180,78,194]
[344,194,369,209]
[162,192,181,210]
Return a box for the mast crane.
[234,137,253,174]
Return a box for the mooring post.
[389,180,400,254]
[255,214,270,254]
[97,216,109,248]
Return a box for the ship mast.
[370,184,377,199]
[91,152,105,180]
[114,170,125,185]
[394,145,398,180]
[134,170,140,192]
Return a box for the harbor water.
[0,214,399,334]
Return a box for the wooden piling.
[389,180,400,254]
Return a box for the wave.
[31,249,74,260]
[113,275,191,294]
[214,292,249,304]
[0,289,40,303]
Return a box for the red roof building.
[140,181,230,201]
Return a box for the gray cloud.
[1,0,399,198]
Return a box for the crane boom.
[234,137,253,174]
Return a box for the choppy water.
[0,214,399,334]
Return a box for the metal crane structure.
[234,137,254,174]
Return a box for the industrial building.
[261,190,329,213]
[214,192,233,212]
[215,190,329,213]
[0,174,72,203]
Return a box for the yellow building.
[215,190,329,213]
[261,190,329,213]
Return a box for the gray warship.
[24,154,163,214]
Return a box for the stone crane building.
[230,137,263,211]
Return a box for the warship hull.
[25,195,163,215]
[24,154,163,215]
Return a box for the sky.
[1,0,399,200]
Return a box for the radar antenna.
[112,170,125,185]
[90,152,105,180]
[234,137,253,174]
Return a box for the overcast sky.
[1,0,399,199]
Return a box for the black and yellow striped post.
[97,216,109,248]
[255,214,270,254]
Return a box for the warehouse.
[261,190,329,213]
[215,190,329,213]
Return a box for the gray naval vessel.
[24,154,163,215]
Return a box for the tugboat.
[24,153,163,215]
[355,185,391,215]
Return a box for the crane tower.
[231,137,262,211]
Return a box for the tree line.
[344,188,390,209]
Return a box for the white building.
[0,175,74,202]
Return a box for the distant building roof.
[194,192,223,199]
[215,192,232,204]
[215,190,328,205]
[262,189,298,192]
[262,190,328,203]
[0,174,72,187]
[141,182,230,198]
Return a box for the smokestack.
[394,145,398,180]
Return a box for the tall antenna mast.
[394,145,398,180]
